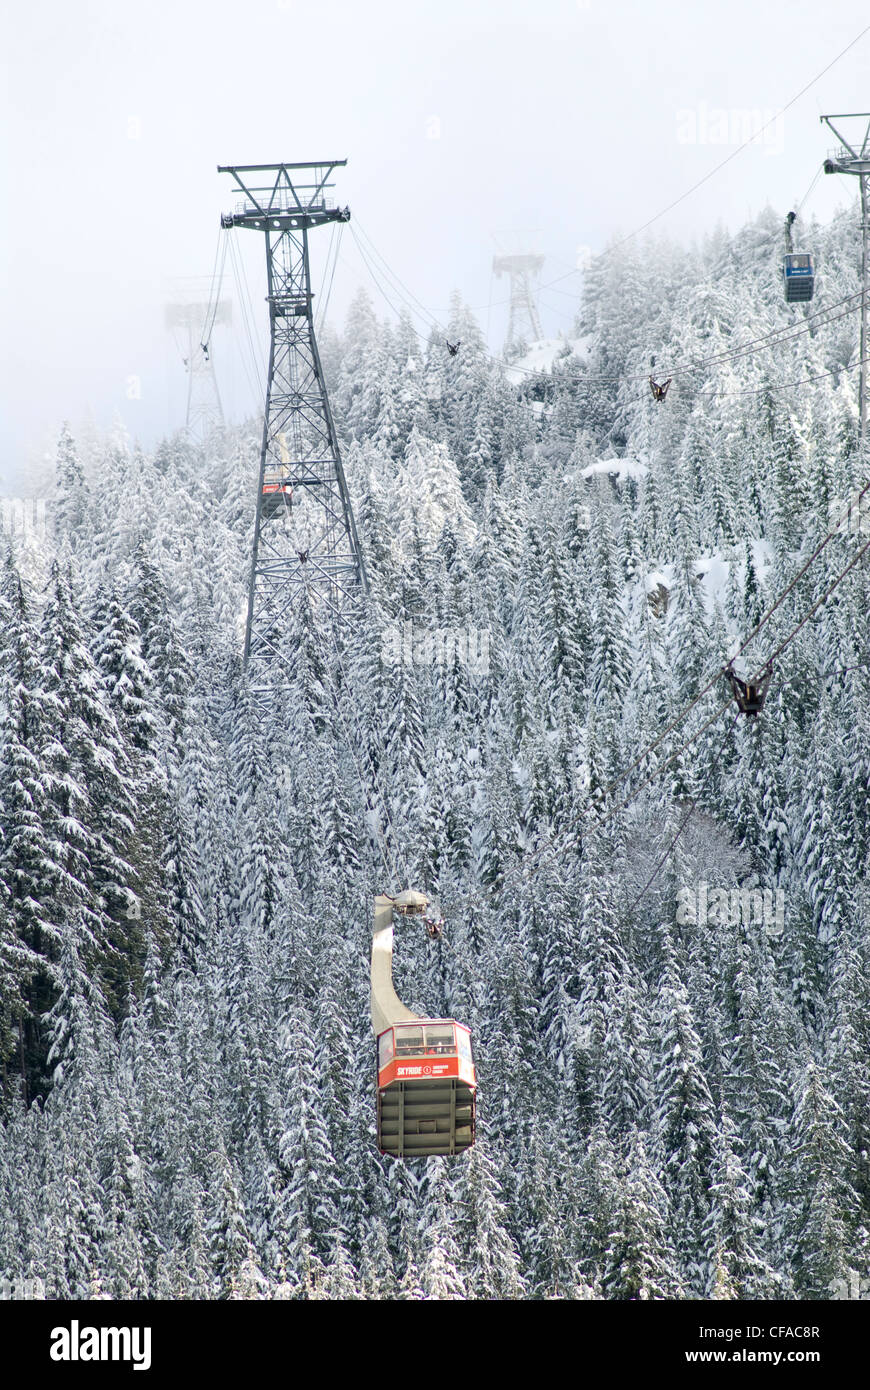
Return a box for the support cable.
[533,24,870,296]
[345,217,870,819]
[228,229,267,401]
[198,231,229,351]
[748,531,870,680]
[623,712,741,916]
[315,224,343,335]
[346,211,867,408]
[596,477,870,806]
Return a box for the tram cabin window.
[425,1025,456,1055]
[395,1026,424,1055]
[378,1031,395,1070]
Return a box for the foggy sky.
[2,0,869,488]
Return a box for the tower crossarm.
[218,161,351,229]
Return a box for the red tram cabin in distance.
[371,891,477,1158]
[260,434,293,517]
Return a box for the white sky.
[2,0,870,486]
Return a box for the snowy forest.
[1,199,869,1301]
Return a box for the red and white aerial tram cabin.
[260,432,293,517]
[371,891,476,1158]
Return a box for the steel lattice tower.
[219,161,367,694]
[165,293,230,439]
[822,113,870,443]
[492,253,545,350]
